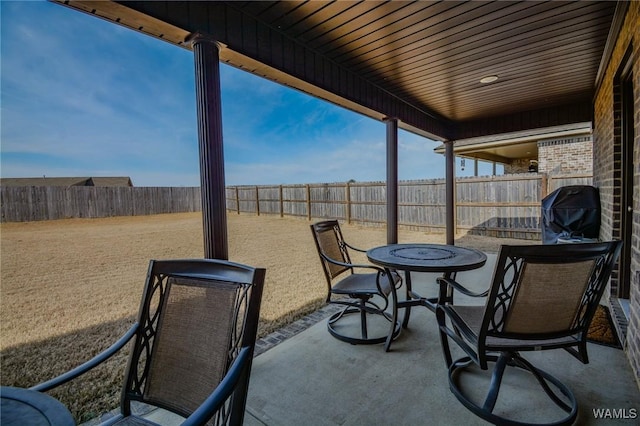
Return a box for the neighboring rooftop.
[0,177,133,187]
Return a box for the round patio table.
[0,386,75,426]
[367,243,487,328]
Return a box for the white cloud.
[224,132,444,186]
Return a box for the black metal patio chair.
[310,220,402,352]
[32,259,265,425]
[436,241,622,425]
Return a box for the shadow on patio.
[244,254,639,425]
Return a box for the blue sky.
[1,0,499,187]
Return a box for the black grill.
[541,185,601,244]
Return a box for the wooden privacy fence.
[1,186,201,222]
[1,173,592,237]
[226,173,593,240]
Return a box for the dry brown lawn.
[0,212,533,421]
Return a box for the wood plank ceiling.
[240,1,611,119]
[54,0,619,141]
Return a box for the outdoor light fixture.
[480,75,499,84]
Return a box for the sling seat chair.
[436,241,622,425]
[32,259,265,426]
[310,220,402,352]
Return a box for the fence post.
[279,185,284,218]
[306,184,311,220]
[540,174,549,200]
[255,186,260,216]
[345,182,351,224]
[235,187,240,214]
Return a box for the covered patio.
[244,260,639,424]
[96,256,639,425]
[51,0,640,421]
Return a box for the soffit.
[53,1,619,141]
[433,122,593,164]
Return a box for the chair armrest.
[343,241,366,253]
[319,252,399,295]
[318,252,384,274]
[436,276,489,298]
[30,323,139,393]
[181,347,252,426]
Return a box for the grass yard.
[0,212,533,421]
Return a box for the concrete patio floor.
[244,254,640,425]
[94,254,640,425]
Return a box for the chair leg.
[402,271,413,329]
[448,353,578,426]
[511,356,574,413]
[359,299,368,340]
[482,352,509,412]
[327,299,400,348]
[383,292,400,352]
[436,307,453,368]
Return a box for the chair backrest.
[480,241,621,345]
[310,220,353,287]
[122,259,265,425]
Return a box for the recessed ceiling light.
[480,75,499,84]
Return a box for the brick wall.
[537,136,593,174]
[593,1,639,387]
[502,134,592,175]
[631,27,640,388]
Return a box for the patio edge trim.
[253,304,342,357]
